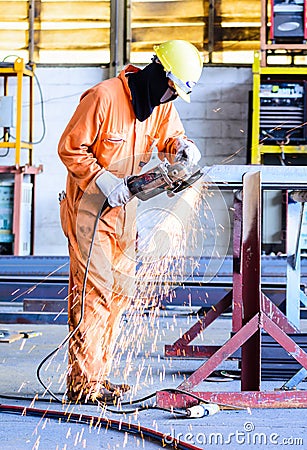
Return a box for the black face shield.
[128,62,178,122]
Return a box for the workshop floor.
[0,311,306,450]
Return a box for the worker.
[58,40,203,404]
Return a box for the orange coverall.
[58,64,185,398]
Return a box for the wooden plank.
[217,0,261,20]
[132,0,205,19]
[40,1,110,21]
[38,29,109,48]
[0,1,28,21]
[0,30,27,50]
[132,26,204,45]
[131,38,260,53]
[0,0,263,60]
[133,0,260,22]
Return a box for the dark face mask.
[128,62,177,122]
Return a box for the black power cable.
[36,199,110,402]
[33,198,186,416]
[0,403,202,450]
[30,192,241,416]
[33,198,208,417]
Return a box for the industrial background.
[1,1,307,256]
[1,1,307,449]
[0,0,264,256]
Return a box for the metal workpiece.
[158,170,307,410]
[202,164,307,189]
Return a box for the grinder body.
[127,159,203,201]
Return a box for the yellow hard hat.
[153,40,203,103]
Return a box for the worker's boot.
[66,384,124,405]
[102,379,131,394]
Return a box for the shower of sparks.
[107,182,214,389]
[30,176,230,421]
[19,339,26,351]
[28,345,36,354]
[9,261,69,303]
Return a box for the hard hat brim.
[175,84,191,103]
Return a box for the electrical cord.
[0,404,202,450]
[27,191,242,416]
[8,72,46,145]
[0,148,10,158]
[34,197,213,417]
[0,385,243,417]
[0,390,157,407]
[33,197,187,414]
[36,199,110,403]
[29,73,46,145]
[18,173,240,415]
[0,390,214,418]
[1,54,46,145]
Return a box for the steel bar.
[166,291,232,350]
[202,165,307,189]
[261,293,298,333]
[262,314,307,371]
[156,390,307,409]
[177,314,260,391]
[232,191,243,332]
[241,172,261,391]
[0,281,68,302]
[0,312,67,325]
[2,254,307,280]
[23,299,68,313]
[0,255,69,276]
[164,345,220,358]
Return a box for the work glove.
[174,138,201,166]
[96,171,133,207]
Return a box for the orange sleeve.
[58,88,105,192]
[155,102,186,162]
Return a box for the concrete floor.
[0,311,306,450]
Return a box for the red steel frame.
[0,165,42,255]
[157,171,307,409]
[270,0,274,41]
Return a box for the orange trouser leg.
[66,186,137,397]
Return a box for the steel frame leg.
[158,171,307,409]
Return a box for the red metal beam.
[12,171,22,255]
[261,292,298,334]
[164,290,232,351]
[164,344,220,358]
[160,171,307,410]
[232,192,243,332]
[156,390,307,409]
[177,314,259,391]
[241,171,261,391]
[262,313,307,370]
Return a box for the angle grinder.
[127,158,203,201]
